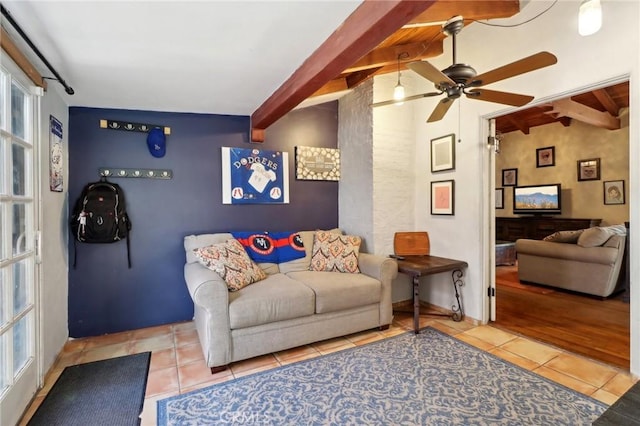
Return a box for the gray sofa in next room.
[515,225,627,298]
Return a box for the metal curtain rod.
[0,3,74,95]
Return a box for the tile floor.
[19,312,638,425]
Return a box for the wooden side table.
[395,255,468,334]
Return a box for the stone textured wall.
[338,79,374,252]
[372,73,417,255]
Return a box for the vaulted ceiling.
[5,1,622,142]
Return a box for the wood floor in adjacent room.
[494,265,630,370]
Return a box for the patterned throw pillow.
[193,239,267,291]
[309,231,361,273]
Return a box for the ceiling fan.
[373,16,558,123]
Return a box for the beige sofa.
[183,230,397,372]
[515,227,626,297]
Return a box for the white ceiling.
[1,1,362,115]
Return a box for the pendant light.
[578,0,602,36]
[393,54,405,105]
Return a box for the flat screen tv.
[513,183,561,215]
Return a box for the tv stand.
[496,217,601,241]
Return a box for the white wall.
[340,0,639,373]
[39,86,69,378]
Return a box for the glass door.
[0,63,39,426]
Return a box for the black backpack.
[70,178,132,268]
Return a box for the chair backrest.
[394,232,430,256]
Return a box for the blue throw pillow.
[270,231,306,263]
[231,232,279,263]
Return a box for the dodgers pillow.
[231,231,279,263]
[270,231,306,263]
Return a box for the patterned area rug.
[157,328,607,425]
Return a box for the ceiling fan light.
[393,83,405,104]
[578,0,602,36]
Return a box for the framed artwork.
[536,146,555,168]
[502,168,518,187]
[603,180,625,205]
[221,147,289,204]
[577,158,601,181]
[430,133,455,172]
[49,115,63,192]
[295,146,340,181]
[431,179,455,215]
[495,188,504,209]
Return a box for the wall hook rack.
[99,167,173,179]
[99,119,171,135]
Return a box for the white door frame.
[480,74,637,375]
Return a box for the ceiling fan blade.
[466,89,534,107]
[427,98,455,123]
[469,52,557,87]
[371,92,442,108]
[407,61,456,87]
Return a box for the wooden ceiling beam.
[408,0,519,25]
[558,116,572,127]
[346,67,384,89]
[344,40,443,73]
[506,115,529,135]
[311,78,349,97]
[546,98,620,130]
[592,89,620,117]
[250,0,437,142]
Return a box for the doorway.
[487,79,631,370]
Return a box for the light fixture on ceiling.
[578,0,602,36]
[393,54,405,105]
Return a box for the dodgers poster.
[222,147,289,204]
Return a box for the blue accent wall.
[68,103,338,337]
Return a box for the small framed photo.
[295,146,340,181]
[536,146,555,168]
[603,180,625,205]
[495,188,504,209]
[431,180,455,215]
[502,168,518,187]
[431,133,455,172]
[577,158,601,181]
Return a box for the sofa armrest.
[359,253,398,283]
[184,262,230,308]
[359,253,397,326]
[184,262,232,367]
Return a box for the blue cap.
[146,128,166,158]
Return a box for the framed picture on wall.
[603,180,625,205]
[431,180,455,215]
[495,188,504,209]
[577,158,601,181]
[536,146,555,167]
[430,133,455,172]
[502,168,518,187]
[295,146,340,181]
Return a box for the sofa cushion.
[193,239,266,291]
[286,270,381,314]
[577,227,613,247]
[228,273,315,329]
[279,228,341,273]
[309,231,361,273]
[543,229,584,243]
